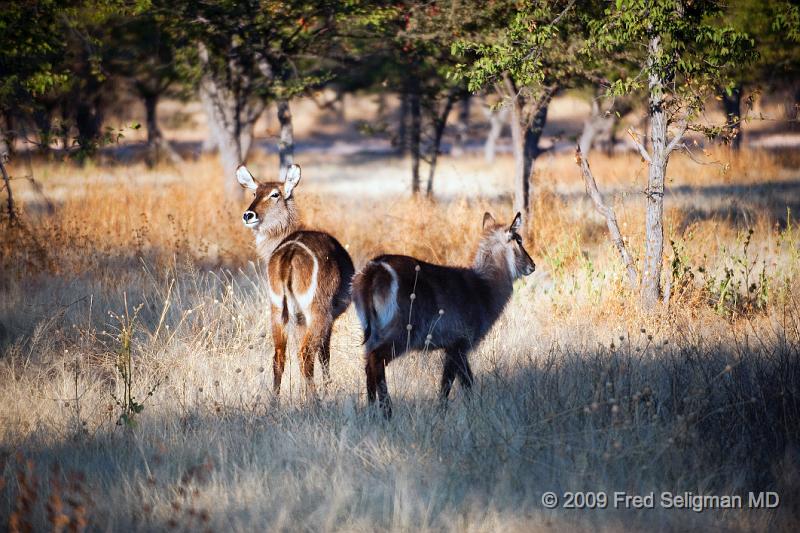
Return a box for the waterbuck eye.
[270,191,280,199]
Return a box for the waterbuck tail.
[353,261,400,351]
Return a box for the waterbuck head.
[236,164,301,236]
[476,212,536,280]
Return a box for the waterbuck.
[237,163,354,395]
[352,212,535,417]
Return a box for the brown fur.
[238,165,354,395]
[352,212,534,417]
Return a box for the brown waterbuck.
[352,212,535,417]
[237,163,354,395]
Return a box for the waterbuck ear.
[283,164,301,198]
[236,165,258,190]
[482,212,497,230]
[509,212,523,233]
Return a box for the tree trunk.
[0,156,16,226]
[409,79,422,195]
[397,92,409,155]
[75,99,104,156]
[451,93,470,156]
[504,74,553,232]
[277,99,294,179]
[721,84,742,151]
[33,107,53,155]
[507,88,527,226]
[198,42,264,201]
[426,89,458,197]
[1,113,15,158]
[0,118,10,161]
[143,93,183,167]
[641,35,668,311]
[483,103,508,164]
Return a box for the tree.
[720,0,800,149]
[403,2,469,196]
[585,0,755,310]
[454,0,590,231]
[111,9,184,166]
[0,0,70,222]
[356,1,467,196]
[166,0,345,199]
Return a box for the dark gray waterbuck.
[352,212,535,417]
[237,164,354,395]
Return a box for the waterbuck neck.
[472,238,515,310]
[253,199,300,263]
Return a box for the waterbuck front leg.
[440,342,474,403]
[270,308,288,395]
[365,347,392,418]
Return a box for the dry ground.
[1,96,800,531]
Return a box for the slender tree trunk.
[409,79,422,195]
[506,78,528,226]
[33,107,53,154]
[0,156,16,225]
[75,98,104,156]
[1,113,15,158]
[641,35,668,311]
[397,92,409,155]
[277,99,294,179]
[787,85,800,131]
[0,119,10,161]
[451,93,470,156]
[426,89,458,197]
[721,84,742,151]
[504,74,554,231]
[483,103,508,164]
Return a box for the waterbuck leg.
[296,321,318,398]
[439,356,458,402]
[317,318,334,389]
[440,343,473,403]
[271,309,288,395]
[366,347,392,418]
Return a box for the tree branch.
[626,128,652,163]
[575,146,639,289]
[666,119,688,154]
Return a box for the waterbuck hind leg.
[439,356,458,403]
[317,319,334,390]
[366,348,392,419]
[296,322,319,398]
[440,343,473,403]
[271,310,288,395]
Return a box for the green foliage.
[163,0,360,101]
[0,1,70,113]
[452,0,589,96]
[586,0,757,108]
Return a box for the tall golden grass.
[1,146,799,531]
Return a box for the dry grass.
[1,143,799,531]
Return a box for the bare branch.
[626,128,652,163]
[666,119,688,154]
[575,146,639,289]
